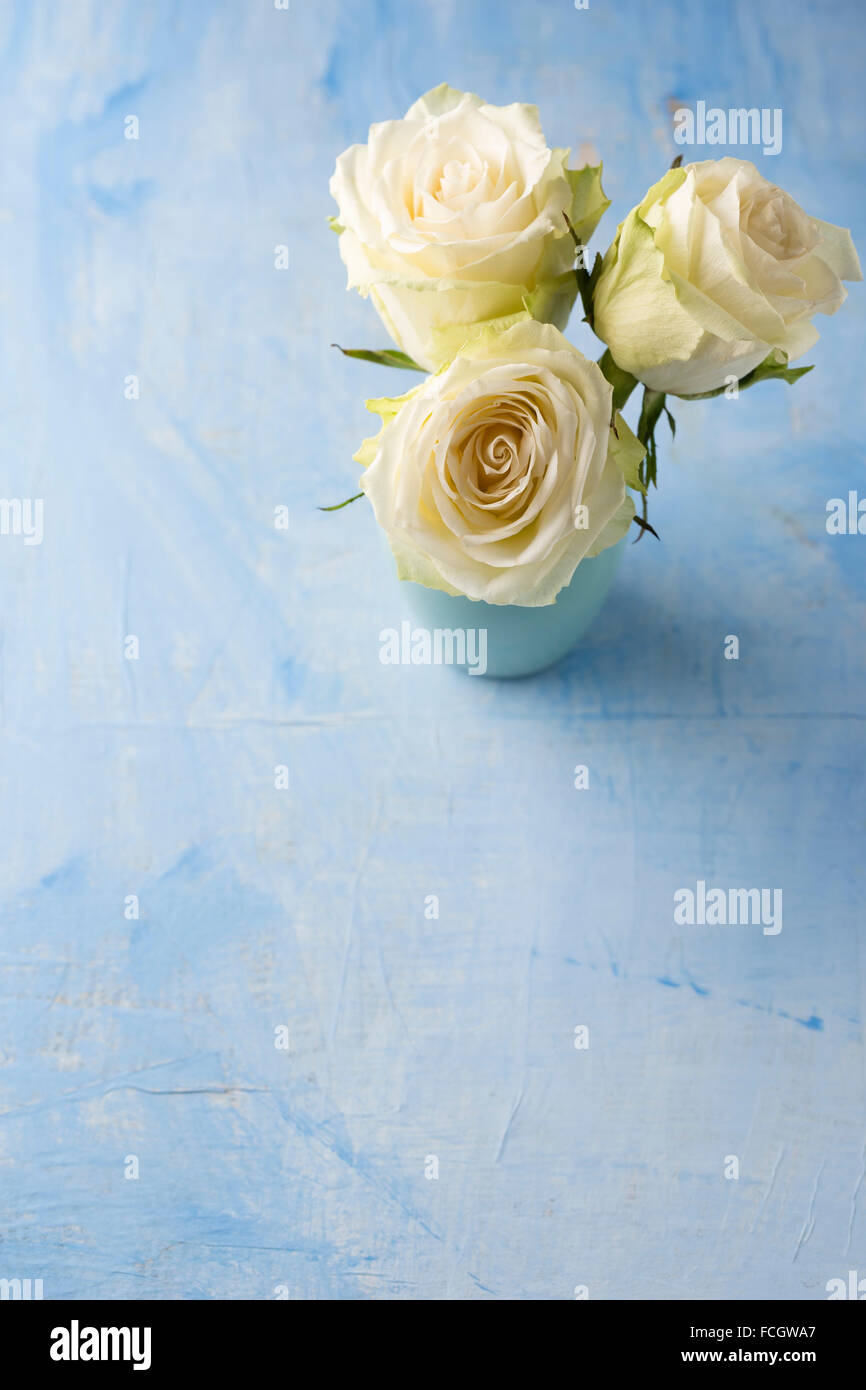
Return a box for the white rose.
[330,84,609,371]
[356,318,643,607]
[593,157,861,396]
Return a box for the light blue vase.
[401,537,626,678]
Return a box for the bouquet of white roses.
[327,84,860,611]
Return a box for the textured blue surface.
[0,0,864,1301]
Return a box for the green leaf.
[637,388,666,491]
[609,411,646,494]
[564,215,605,331]
[318,492,365,512]
[597,349,639,412]
[631,514,660,541]
[632,386,675,539]
[331,344,425,372]
[584,250,604,314]
[677,349,814,400]
[637,388,666,448]
[564,163,611,246]
[563,211,582,256]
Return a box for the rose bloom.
[330,84,608,371]
[593,157,861,396]
[356,319,644,607]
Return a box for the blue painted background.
[1,0,864,1300]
